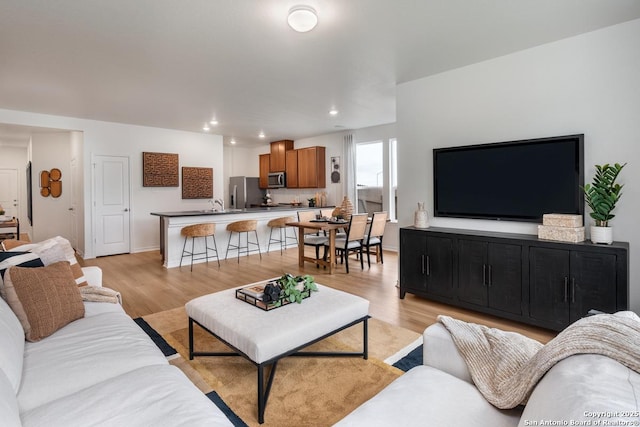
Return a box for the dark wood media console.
[399,226,629,331]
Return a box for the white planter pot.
[590,226,613,245]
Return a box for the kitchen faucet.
[214,198,224,211]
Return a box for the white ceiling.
[1,0,639,146]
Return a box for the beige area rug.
[143,307,421,427]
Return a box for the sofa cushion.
[3,261,85,342]
[21,365,233,427]
[423,322,473,384]
[18,309,168,412]
[0,297,24,393]
[334,365,522,427]
[518,354,640,426]
[0,369,21,427]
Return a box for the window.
[355,138,397,220]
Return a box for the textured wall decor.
[142,152,179,187]
[182,167,213,199]
[40,168,62,198]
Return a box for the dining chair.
[363,211,388,267]
[297,210,328,266]
[323,213,368,273]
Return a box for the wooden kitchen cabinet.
[259,154,270,189]
[285,149,299,188]
[269,140,293,172]
[296,146,326,188]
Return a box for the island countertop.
[150,205,318,217]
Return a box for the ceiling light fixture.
[259,131,265,138]
[209,119,218,125]
[230,138,236,145]
[203,123,210,132]
[329,108,339,116]
[287,5,318,32]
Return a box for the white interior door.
[0,169,18,219]
[69,157,79,250]
[93,155,130,256]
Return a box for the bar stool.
[179,223,220,271]
[225,219,262,262]
[266,216,297,254]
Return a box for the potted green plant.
[277,273,318,303]
[307,197,316,207]
[582,163,626,244]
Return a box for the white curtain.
[343,133,356,206]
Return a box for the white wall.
[0,109,224,258]
[31,132,72,242]
[397,19,640,311]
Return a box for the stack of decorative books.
[538,214,585,243]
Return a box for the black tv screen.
[433,134,584,223]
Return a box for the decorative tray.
[328,220,348,224]
[310,218,328,222]
[236,282,312,311]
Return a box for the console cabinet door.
[487,243,522,315]
[400,229,428,297]
[425,236,455,299]
[569,251,617,323]
[529,247,570,330]
[458,239,488,306]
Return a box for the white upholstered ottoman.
[185,282,370,424]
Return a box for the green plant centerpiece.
[582,163,626,244]
[277,273,318,303]
[307,197,316,207]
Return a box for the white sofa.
[335,322,640,427]
[0,266,233,427]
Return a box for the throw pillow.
[0,239,31,251]
[2,261,85,342]
[12,237,88,287]
[0,252,44,294]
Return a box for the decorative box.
[542,214,583,228]
[538,225,585,243]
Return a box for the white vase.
[414,202,429,228]
[590,225,613,244]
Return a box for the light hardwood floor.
[81,246,556,343]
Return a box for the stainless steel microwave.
[267,172,286,188]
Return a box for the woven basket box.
[538,225,585,243]
[542,214,583,228]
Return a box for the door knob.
[124,208,129,212]
[68,207,74,211]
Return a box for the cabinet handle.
[426,256,431,276]
[488,265,492,287]
[421,255,426,275]
[482,264,487,286]
[571,278,576,304]
[563,277,569,303]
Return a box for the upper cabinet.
[269,140,294,172]
[285,149,299,188]
[297,146,326,188]
[259,154,270,189]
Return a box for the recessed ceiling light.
[287,6,318,33]
[209,119,218,126]
[203,123,210,132]
[259,132,265,139]
[230,138,236,145]
[329,108,339,116]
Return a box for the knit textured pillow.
[2,261,85,342]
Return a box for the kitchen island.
[151,206,315,268]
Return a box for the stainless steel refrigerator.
[229,176,264,209]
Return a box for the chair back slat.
[297,210,319,235]
[346,214,368,241]
[368,211,388,239]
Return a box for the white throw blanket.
[438,311,640,409]
[80,285,122,304]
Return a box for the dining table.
[286,219,348,274]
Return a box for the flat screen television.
[433,134,584,223]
